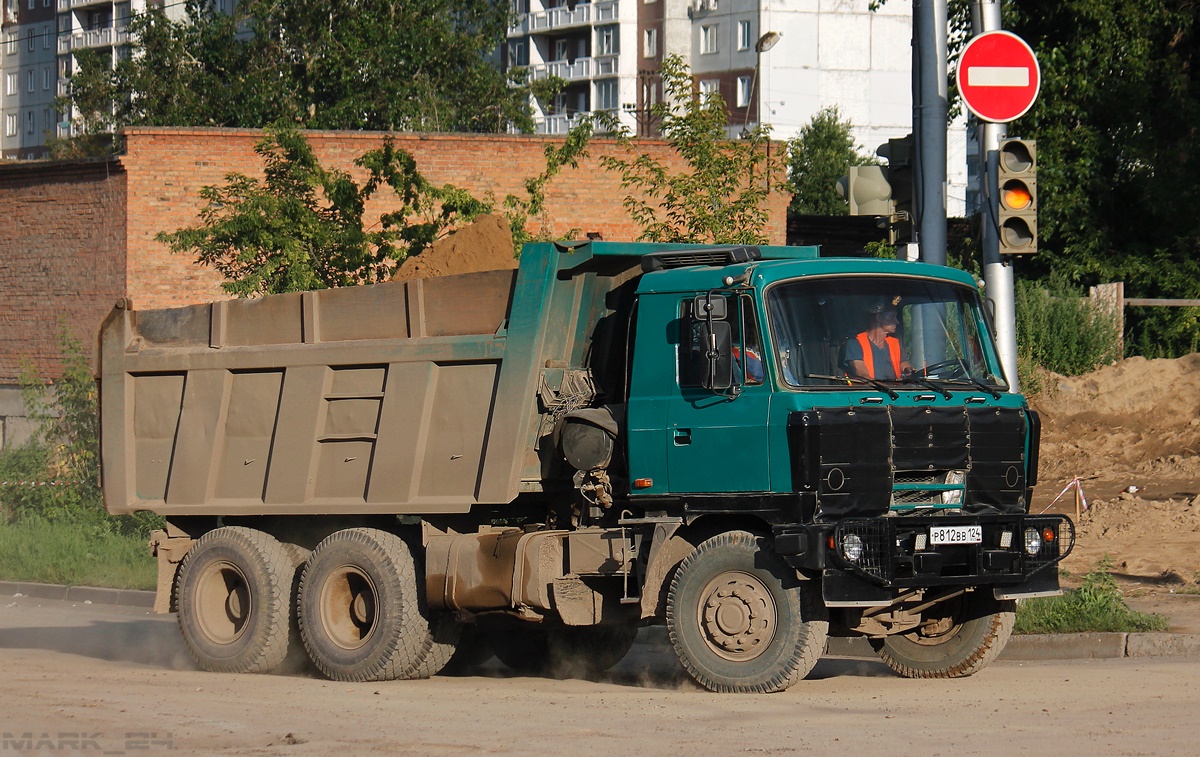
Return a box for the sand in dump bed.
[390,213,519,281]
[1032,355,1200,591]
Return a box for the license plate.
[929,525,982,545]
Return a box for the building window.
[43,24,50,48]
[26,69,33,93]
[643,28,657,58]
[5,32,15,55]
[700,79,720,101]
[738,20,752,51]
[25,109,33,134]
[5,73,15,95]
[597,26,617,56]
[737,75,752,108]
[701,24,718,54]
[27,0,33,9]
[554,38,569,62]
[43,0,51,7]
[42,67,50,90]
[507,40,527,67]
[4,114,16,137]
[595,79,618,111]
[27,28,35,52]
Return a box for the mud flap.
[821,569,893,608]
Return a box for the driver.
[845,301,913,380]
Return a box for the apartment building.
[0,0,178,159]
[506,0,968,215]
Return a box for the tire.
[490,624,638,678]
[175,527,296,674]
[666,530,828,694]
[297,528,459,682]
[871,592,1014,679]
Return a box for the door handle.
[673,428,692,445]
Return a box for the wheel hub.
[319,565,378,651]
[698,572,776,661]
[195,560,251,645]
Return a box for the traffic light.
[878,135,914,244]
[836,166,894,216]
[997,139,1037,254]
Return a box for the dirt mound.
[391,214,518,281]
[1034,354,1200,589]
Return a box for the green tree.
[787,106,877,216]
[599,55,787,245]
[156,125,490,297]
[1000,0,1200,357]
[58,0,556,149]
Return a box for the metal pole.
[971,0,1019,391]
[913,0,948,266]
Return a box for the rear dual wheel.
[297,528,460,682]
[176,527,300,674]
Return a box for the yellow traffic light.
[997,139,1037,254]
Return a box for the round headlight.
[841,533,865,563]
[1023,528,1042,556]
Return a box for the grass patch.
[1015,560,1169,634]
[0,518,156,590]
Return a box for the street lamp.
[743,31,782,134]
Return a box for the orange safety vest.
[856,333,902,378]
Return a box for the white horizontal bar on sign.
[967,66,1030,87]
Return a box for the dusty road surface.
[1,597,1196,756]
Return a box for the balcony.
[57,78,69,97]
[537,114,578,135]
[529,55,621,82]
[58,0,117,10]
[511,0,619,36]
[59,25,130,53]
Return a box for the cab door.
[666,293,771,493]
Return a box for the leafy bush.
[1014,558,1169,634]
[1015,272,1122,377]
[0,325,161,538]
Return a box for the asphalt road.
[1,596,1196,756]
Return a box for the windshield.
[766,275,1005,389]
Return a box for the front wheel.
[870,592,1014,678]
[666,531,828,694]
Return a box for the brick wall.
[1,128,789,382]
[121,128,789,310]
[0,159,127,383]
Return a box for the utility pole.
[913,0,948,267]
[970,0,1020,391]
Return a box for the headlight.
[841,533,865,563]
[1023,528,1042,556]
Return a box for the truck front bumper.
[776,514,1074,606]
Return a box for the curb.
[1,580,155,609]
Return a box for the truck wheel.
[870,592,1014,678]
[297,528,458,682]
[666,530,828,694]
[176,527,295,674]
[491,624,638,677]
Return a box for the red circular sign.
[957,31,1041,123]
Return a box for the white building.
[505,0,968,216]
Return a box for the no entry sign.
[957,31,1041,123]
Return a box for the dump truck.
[97,241,1072,693]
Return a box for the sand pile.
[391,214,518,281]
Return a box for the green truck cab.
[99,241,1071,693]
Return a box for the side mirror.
[702,320,734,390]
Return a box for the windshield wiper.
[805,373,899,400]
[941,377,1003,399]
[904,375,953,399]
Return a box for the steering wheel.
[915,360,967,379]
